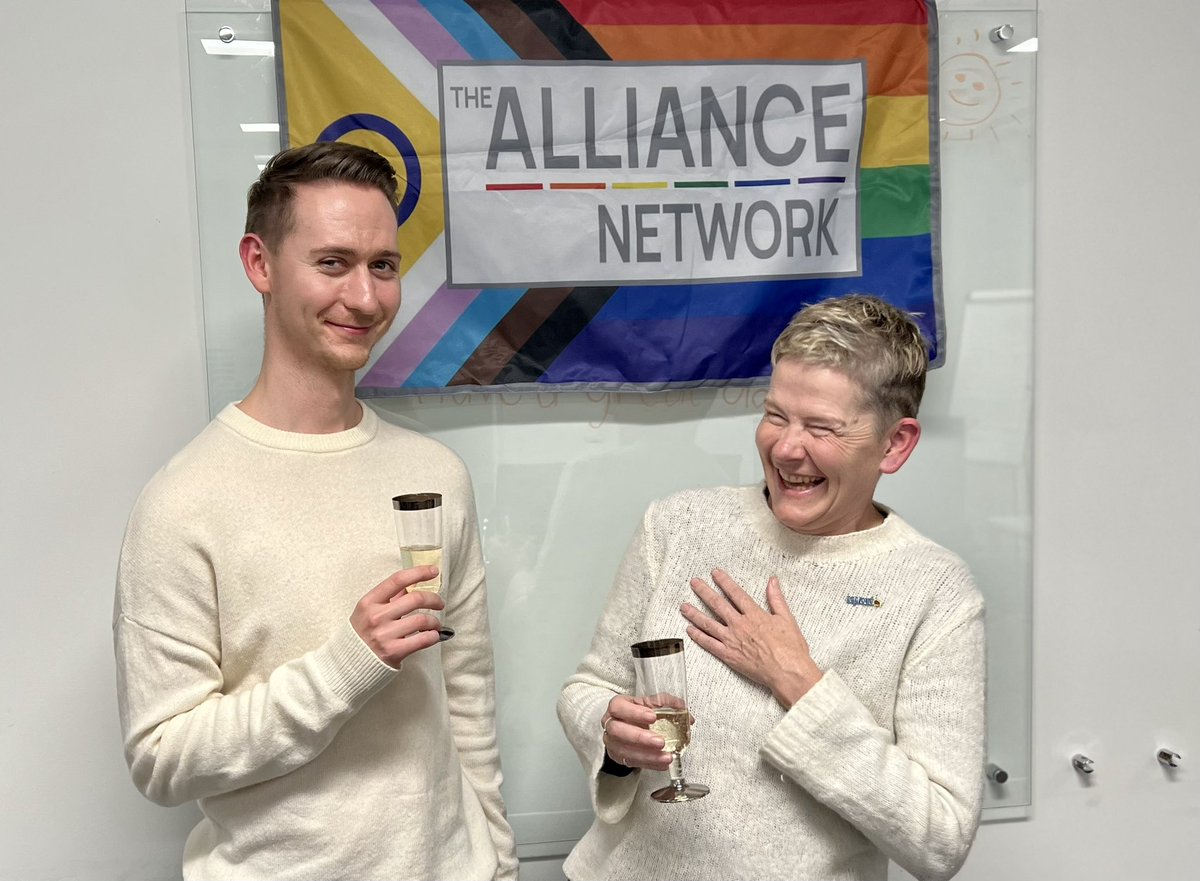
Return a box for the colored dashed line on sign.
[484,177,846,191]
[485,183,544,191]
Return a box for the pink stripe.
[360,285,480,387]
[370,0,471,66]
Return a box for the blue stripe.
[591,235,932,320]
[541,235,938,384]
[416,0,517,60]
[734,179,791,187]
[403,288,527,387]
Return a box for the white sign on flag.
[439,61,866,289]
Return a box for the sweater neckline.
[740,483,914,562]
[216,402,380,453]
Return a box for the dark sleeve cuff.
[600,751,635,777]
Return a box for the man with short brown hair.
[115,142,516,880]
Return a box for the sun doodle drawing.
[940,29,1028,142]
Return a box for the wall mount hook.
[1157,749,1181,768]
[989,24,1015,43]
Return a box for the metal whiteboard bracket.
[218,26,236,44]
[986,763,1009,784]
[1072,754,1095,775]
[990,24,1015,44]
[1157,749,1182,768]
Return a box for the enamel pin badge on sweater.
[846,595,883,608]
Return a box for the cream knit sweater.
[558,485,985,881]
[114,403,516,881]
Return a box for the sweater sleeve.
[760,593,986,881]
[113,488,399,808]
[556,510,656,824]
[440,479,518,881]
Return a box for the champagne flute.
[631,638,709,802]
[392,492,454,640]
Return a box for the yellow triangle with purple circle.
[278,0,444,274]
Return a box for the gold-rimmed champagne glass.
[392,492,454,640]
[631,638,709,802]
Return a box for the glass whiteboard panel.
[185,0,1035,854]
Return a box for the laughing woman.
[558,294,986,881]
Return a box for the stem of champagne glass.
[669,753,685,789]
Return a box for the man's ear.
[239,233,272,296]
[879,417,921,475]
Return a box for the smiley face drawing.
[942,52,1002,131]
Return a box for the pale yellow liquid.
[650,708,691,754]
[400,545,442,591]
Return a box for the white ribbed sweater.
[558,485,985,881]
[114,404,516,881]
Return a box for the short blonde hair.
[771,294,929,430]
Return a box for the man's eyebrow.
[311,245,402,260]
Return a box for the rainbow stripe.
[277,0,943,392]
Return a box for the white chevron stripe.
[325,0,439,115]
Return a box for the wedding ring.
[601,713,613,736]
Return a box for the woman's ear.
[879,417,921,475]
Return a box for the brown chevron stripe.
[462,0,565,60]
[448,287,575,385]
[491,286,619,385]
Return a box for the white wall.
[0,1,1195,880]
[0,1,209,877]
[952,1,1200,878]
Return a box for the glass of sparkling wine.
[392,492,454,641]
[631,638,709,802]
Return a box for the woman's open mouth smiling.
[778,472,825,491]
